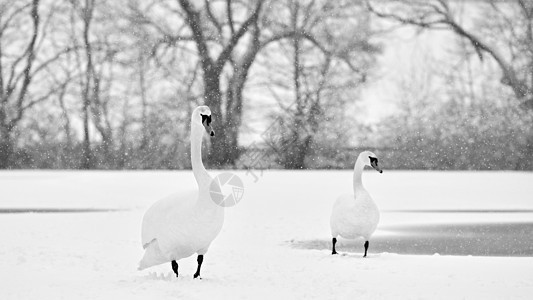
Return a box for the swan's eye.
[369,157,378,164]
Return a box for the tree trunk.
[81,95,92,169]
[225,79,243,166]
[223,65,250,167]
[526,127,533,170]
[78,0,95,169]
[139,53,149,152]
[203,71,236,167]
[0,125,13,169]
[281,3,307,170]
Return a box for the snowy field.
[1,170,532,299]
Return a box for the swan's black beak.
[201,114,215,137]
[372,163,383,173]
[370,157,383,173]
[204,125,214,137]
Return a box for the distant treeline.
[8,140,532,171]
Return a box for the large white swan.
[330,151,382,257]
[139,106,223,279]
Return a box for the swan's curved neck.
[353,157,365,194]
[191,119,210,188]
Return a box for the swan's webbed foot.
[193,255,203,279]
[332,238,338,255]
[171,260,179,277]
[363,240,369,257]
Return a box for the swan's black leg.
[171,260,179,277]
[363,240,369,257]
[332,238,338,255]
[193,255,204,279]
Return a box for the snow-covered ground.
[1,170,532,299]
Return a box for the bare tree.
[367,0,532,106]
[120,0,205,168]
[176,0,264,167]
[68,0,94,168]
[0,0,73,168]
[367,0,533,166]
[68,0,122,168]
[133,0,318,166]
[263,0,378,169]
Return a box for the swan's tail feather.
[138,239,167,270]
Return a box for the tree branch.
[178,0,214,70]
[0,3,31,35]
[366,0,531,100]
[213,0,263,74]
[14,0,40,116]
[226,0,235,36]
[204,0,223,39]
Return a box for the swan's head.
[360,151,383,173]
[194,106,215,137]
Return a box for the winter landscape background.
[1,0,533,299]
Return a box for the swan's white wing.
[141,190,197,249]
[330,194,355,236]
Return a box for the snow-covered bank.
[1,171,532,299]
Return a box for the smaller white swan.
[330,151,383,257]
[139,106,223,279]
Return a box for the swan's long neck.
[353,156,365,194]
[191,119,210,188]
